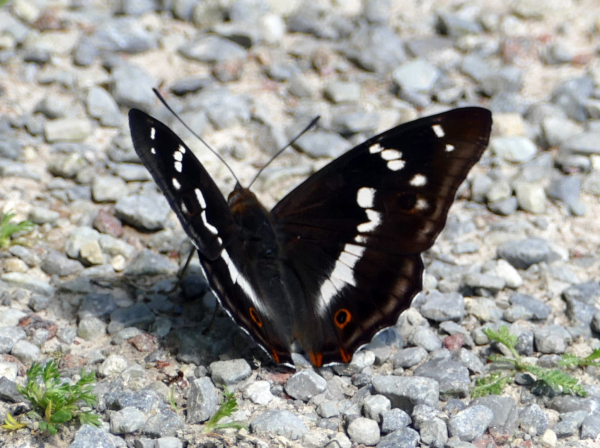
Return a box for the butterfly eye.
[249,307,263,327]
[334,308,352,329]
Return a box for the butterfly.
[129,105,492,368]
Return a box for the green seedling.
[202,387,247,433]
[472,326,587,398]
[0,211,35,248]
[2,360,101,435]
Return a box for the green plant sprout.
[472,326,587,398]
[202,387,247,433]
[0,211,35,248]
[2,360,101,435]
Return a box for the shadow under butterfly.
[128,103,492,368]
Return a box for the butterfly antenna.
[248,116,320,189]
[152,88,240,185]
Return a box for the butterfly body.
[129,106,492,368]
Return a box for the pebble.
[347,417,380,446]
[250,410,309,440]
[285,370,327,401]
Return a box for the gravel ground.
[2,0,600,447]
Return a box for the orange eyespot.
[271,349,280,364]
[334,309,352,329]
[339,348,352,363]
[309,352,323,367]
[249,307,263,327]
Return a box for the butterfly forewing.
[128,110,231,260]
[272,107,492,366]
[129,109,295,366]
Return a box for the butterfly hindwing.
[272,107,492,366]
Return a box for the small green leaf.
[50,409,72,424]
[203,387,247,433]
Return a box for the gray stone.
[393,59,440,93]
[363,394,391,423]
[509,293,551,320]
[93,17,156,53]
[343,25,406,73]
[187,377,218,423]
[44,118,93,143]
[414,358,470,398]
[70,425,120,448]
[0,327,26,354]
[109,303,155,333]
[115,194,171,231]
[87,86,122,127]
[41,250,85,276]
[375,427,419,448]
[448,405,494,442]
[111,64,157,110]
[420,417,448,447]
[581,413,600,439]
[372,375,439,413]
[519,403,549,436]
[347,417,380,446]
[534,324,572,354]
[514,182,546,214]
[180,35,247,63]
[250,410,308,440]
[381,408,411,434]
[243,380,273,405]
[110,406,146,434]
[419,291,465,322]
[324,81,360,103]
[78,316,106,340]
[332,110,379,135]
[490,136,537,163]
[285,370,327,401]
[295,131,351,159]
[1,273,54,296]
[470,396,518,435]
[11,339,40,364]
[553,410,588,438]
[497,238,551,269]
[548,175,585,216]
[141,410,184,437]
[408,326,442,351]
[209,359,252,386]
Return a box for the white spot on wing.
[150,127,156,140]
[355,235,367,244]
[178,145,186,154]
[174,151,183,162]
[318,244,367,314]
[357,209,381,233]
[195,189,207,209]
[357,187,375,209]
[151,148,156,155]
[445,144,455,152]
[381,149,402,161]
[172,178,181,190]
[174,161,182,172]
[201,211,218,235]
[387,159,406,171]
[181,201,189,214]
[416,198,428,210]
[410,174,427,187]
[369,143,383,154]
[432,124,445,138]
[221,249,266,315]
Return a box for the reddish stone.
[18,314,58,339]
[130,333,159,352]
[443,333,465,351]
[93,209,124,238]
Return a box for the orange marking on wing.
[309,352,323,367]
[271,350,280,364]
[340,348,352,363]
